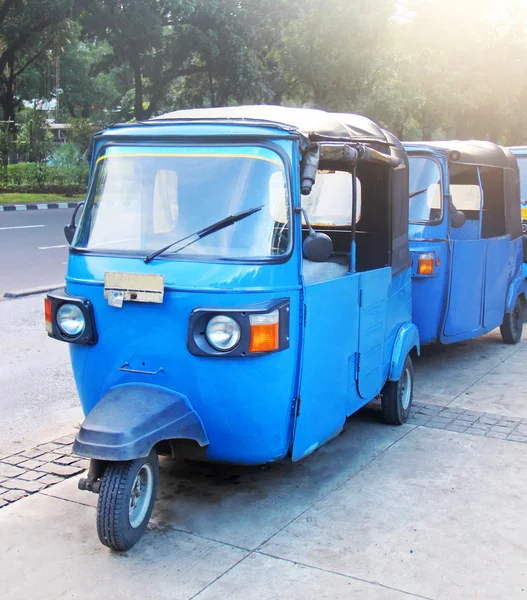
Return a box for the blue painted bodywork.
[389,323,420,381]
[64,121,416,466]
[407,145,525,345]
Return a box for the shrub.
[0,162,89,194]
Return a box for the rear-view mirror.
[303,232,334,262]
[64,201,85,245]
[451,209,466,229]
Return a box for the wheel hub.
[401,367,412,410]
[129,463,154,529]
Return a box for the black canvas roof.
[404,140,516,170]
[406,140,521,240]
[154,105,390,144]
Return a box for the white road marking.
[38,244,68,250]
[0,224,45,231]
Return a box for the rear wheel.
[381,355,414,425]
[500,298,523,344]
[96,448,159,551]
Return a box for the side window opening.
[449,165,482,240]
[449,165,507,239]
[303,171,362,227]
[301,165,390,273]
[480,167,506,238]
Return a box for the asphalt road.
[0,208,74,296]
[0,293,82,458]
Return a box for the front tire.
[381,355,414,425]
[96,448,159,551]
[500,297,523,344]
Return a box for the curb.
[0,201,80,212]
[3,284,64,299]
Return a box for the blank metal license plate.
[104,272,164,306]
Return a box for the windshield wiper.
[409,188,427,199]
[144,205,264,264]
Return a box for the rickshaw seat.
[303,255,349,284]
[450,220,480,241]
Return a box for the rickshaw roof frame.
[404,140,517,171]
[405,140,522,240]
[100,105,395,147]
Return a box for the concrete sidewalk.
[2,329,527,599]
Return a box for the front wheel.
[500,297,523,344]
[381,355,414,425]
[96,448,159,551]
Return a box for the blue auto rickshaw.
[508,146,527,278]
[405,141,526,345]
[45,106,419,551]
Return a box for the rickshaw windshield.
[409,156,442,224]
[516,156,527,221]
[73,145,290,260]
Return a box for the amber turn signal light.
[417,252,435,275]
[249,310,279,353]
[44,297,53,334]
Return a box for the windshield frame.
[71,139,294,265]
[408,152,444,227]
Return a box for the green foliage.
[67,118,97,152]
[6,0,527,144]
[0,161,89,192]
[16,107,53,161]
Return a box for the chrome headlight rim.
[205,315,242,352]
[56,302,86,338]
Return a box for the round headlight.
[205,315,241,352]
[57,303,85,337]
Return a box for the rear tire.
[500,298,523,344]
[381,355,414,425]
[96,448,159,551]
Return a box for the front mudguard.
[388,322,420,381]
[73,383,209,461]
[505,276,527,319]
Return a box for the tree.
[275,0,393,110]
[0,0,85,125]
[80,0,297,119]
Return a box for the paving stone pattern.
[410,403,527,441]
[0,435,88,509]
[1,402,525,510]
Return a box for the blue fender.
[73,383,209,461]
[505,276,527,314]
[388,322,420,381]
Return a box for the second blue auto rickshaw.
[45,106,419,551]
[405,141,526,345]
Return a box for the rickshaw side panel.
[384,269,419,381]
[483,236,511,327]
[442,239,485,338]
[292,267,415,462]
[357,267,391,399]
[291,275,360,461]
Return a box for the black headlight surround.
[46,290,98,345]
[187,298,290,357]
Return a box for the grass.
[0,193,85,204]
